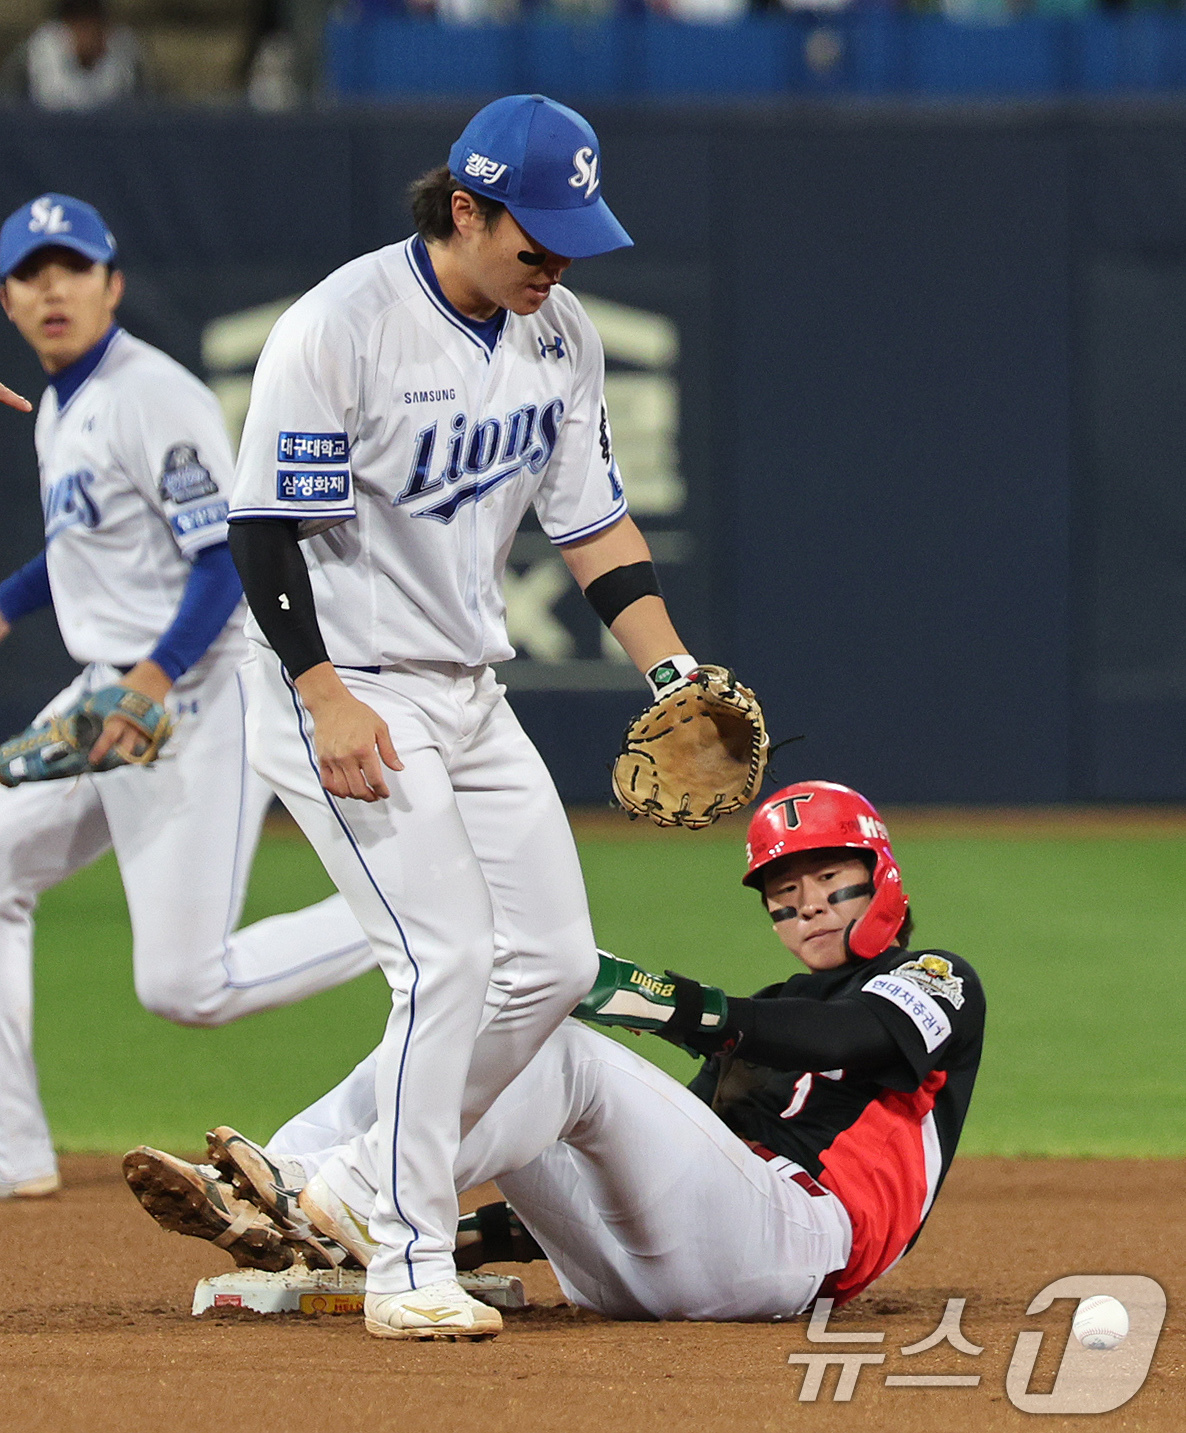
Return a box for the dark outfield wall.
[0,101,1182,803]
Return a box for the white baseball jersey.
[35,327,240,668]
[230,236,627,668]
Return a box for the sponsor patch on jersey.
[171,500,229,538]
[889,954,966,1009]
[277,471,350,502]
[277,432,349,464]
[158,444,219,504]
[862,974,952,1053]
[404,390,456,405]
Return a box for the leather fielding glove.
[610,664,768,829]
[0,685,172,787]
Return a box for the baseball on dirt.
[1072,1295,1129,1350]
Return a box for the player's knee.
[133,969,223,1026]
[535,939,600,1014]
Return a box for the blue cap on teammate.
[448,94,633,262]
[0,193,117,281]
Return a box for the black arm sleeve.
[684,995,901,1075]
[227,518,330,681]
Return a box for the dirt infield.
[0,1156,1179,1433]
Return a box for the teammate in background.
[0,192,376,1202]
[127,782,985,1323]
[223,94,723,1339]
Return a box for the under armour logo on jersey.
[463,152,509,187]
[569,147,600,198]
[28,197,72,235]
[538,335,565,360]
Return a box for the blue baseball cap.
[448,94,632,261]
[0,193,117,281]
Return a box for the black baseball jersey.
[689,947,985,1303]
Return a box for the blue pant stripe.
[281,668,423,1288]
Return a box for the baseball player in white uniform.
[226,94,711,1338]
[0,193,376,1200]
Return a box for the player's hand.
[0,614,10,645]
[89,660,173,766]
[0,382,32,413]
[296,665,402,802]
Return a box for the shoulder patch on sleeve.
[886,953,966,1009]
[277,471,350,503]
[862,973,952,1053]
[277,432,349,464]
[159,445,219,504]
[171,500,229,539]
[157,444,220,507]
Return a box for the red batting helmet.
[742,780,908,960]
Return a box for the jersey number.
[780,1069,845,1120]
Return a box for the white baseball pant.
[242,647,599,1295]
[273,1019,853,1321]
[0,653,375,1190]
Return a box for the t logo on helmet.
[771,792,814,830]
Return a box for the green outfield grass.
[29,825,1186,1156]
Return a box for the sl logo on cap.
[28,197,72,236]
[569,147,599,199]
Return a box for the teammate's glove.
[573,951,735,1052]
[610,664,768,829]
[0,686,173,787]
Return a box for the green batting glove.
[573,950,731,1047]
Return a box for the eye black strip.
[828,882,875,906]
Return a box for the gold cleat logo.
[416,1307,463,1324]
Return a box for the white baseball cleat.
[297,1171,379,1267]
[364,1279,503,1340]
[0,1171,61,1199]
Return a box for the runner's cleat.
[123,1146,294,1272]
[204,1126,351,1269]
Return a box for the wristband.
[645,653,698,698]
[583,561,662,628]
